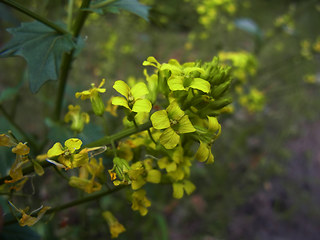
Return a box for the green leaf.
[150,110,170,129]
[0,21,76,93]
[159,127,180,149]
[132,99,152,112]
[93,0,150,21]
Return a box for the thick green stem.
[4,185,126,226]
[53,0,92,121]
[85,120,153,147]
[0,0,68,34]
[53,52,74,120]
[0,104,38,151]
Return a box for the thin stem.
[0,0,68,34]
[4,185,127,226]
[53,0,92,121]
[67,0,75,31]
[0,104,38,151]
[53,52,74,120]
[111,140,118,157]
[147,128,157,145]
[90,0,117,9]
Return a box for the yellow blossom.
[5,142,30,184]
[131,189,151,216]
[64,105,90,132]
[9,202,51,227]
[47,138,88,169]
[102,211,126,238]
[0,133,16,147]
[75,79,106,116]
[172,180,196,199]
[111,80,152,113]
[69,158,104,193]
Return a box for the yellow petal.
[131,82,149,99]
[173,182,184,199]
[132,99,152,113]
[111,96,129,109]
[12,143,30,155]
[65,138,82,153]
[47,142,64,158]
[150,110,170,129]
[159,127,180,149]
[146,169,161,183]
[113,80,130,99]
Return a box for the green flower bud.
[90,94,105,116]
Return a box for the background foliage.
[0,0,320,239]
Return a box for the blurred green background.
[1,0,320,239]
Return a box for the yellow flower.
[172,180,196,199]
[69,158,104,193]
[127,159,161,190]
[111,80,152,113]
[131,189,151,216]
[105,98,118,117]
[150,101,196,149]
[102,211,126,238]
[64,105,90,132]
[75,79,106,116]
[9,201,51,227]
[47,138,88,169]
[0,133,16,147]
[5,142,30,184]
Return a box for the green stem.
[90,0,117,9]
[85,120,153,147]
[0,104,38,151]
[147,128,157,145]
[4,185,126,226]
[67,0,75,31]
[53,0,92,121]
[0,0,68,34]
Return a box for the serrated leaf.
[92,0,150,21]
[0,21,76,93]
